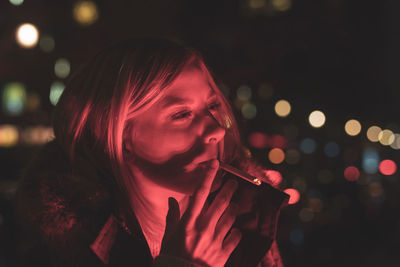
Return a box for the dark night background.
[1,0,400,266]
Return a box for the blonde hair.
[53,38,244,212]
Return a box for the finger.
[214,203,238,242]
[183,159,219,229]
[222,228,242,256]
[162,197,180,245]
[205,179,238,228]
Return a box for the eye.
[208,101,221,110]
[172,110,193,120]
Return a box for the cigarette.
[219,162,262,186]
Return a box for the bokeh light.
[362,148,379,174]
[378,129,395,146]
[308,198,323,212]
[16,23,39,48]
[366,126,382,142]
[0,125,19,147]
[308,110,326,128]
[299,208,314,223]
[237,85,252,101]
[344,166,360,182]
[324,141,340,158]
[300,138,317,154]
[368,182,384,197]
[268,148,285,164]
[249,0,266,9]
[390,134,400,150]
[270,134,287,148]
[284,188,301,204]
[49,81,65,106]
[54,58,71,79]
[39,35,55,52]
[241,103,257,119]
[25,92,41,112]
[345,119,362,136]
[248,132,268,149]
[20,126,54,145]
[379,159,397,176]
[285,149,301,164]
[9,0,24,6]
[272,0,292,12]
[274,99,291,117]
[2,82,27,115]
[73,1,99,26]
[263,170,282,186]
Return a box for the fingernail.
[210,159,219,169]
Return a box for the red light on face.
[344,166,360,181]
[284,188,300,204]
[263,170,282,186]
[379,159,397,175]
[248,132,268,149]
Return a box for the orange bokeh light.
[268,148,285,164]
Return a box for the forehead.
[161,65,213,103]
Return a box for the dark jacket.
[15,140,288,267]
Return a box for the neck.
[125,165,189,258]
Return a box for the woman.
[15,38,288,267]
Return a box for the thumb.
[162,197,180,244]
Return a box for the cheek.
[133,125,197,163]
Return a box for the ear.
[122,122,135,153]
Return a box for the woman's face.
[125,64,226,195]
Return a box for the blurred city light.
[249,0,266,9]
[241,103,257,119]
[362,148,379,174]
[20,126,54,145]
[344,166,360,182]
[308,110,326,128]
[73,1,99,26]
[274,99,291,117]
[345,119,362,136]
[237,85,252,101]
[0,125,19,147]
[379,159,397,176]
[16,23,39,48]
[300,137,317,154]
[25,92,41,112]
[390,134,400,150]
[366,125,382,142]
[49,81,65,106]
[263,170,282,186]
[284,188,301,204]
[378,129,395,146]
[299,208,314,222]
[248,131,268,149]
[54,58,71,79]
[39,35,55,52]
[285,149,301,164]
[271,0,292,12]
[324,141,340,158]
[268,148,285,164]
[2,82,27,115]
[9,0,23,6]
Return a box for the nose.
[203,111,226,144]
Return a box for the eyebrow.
[161,89,215,109]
